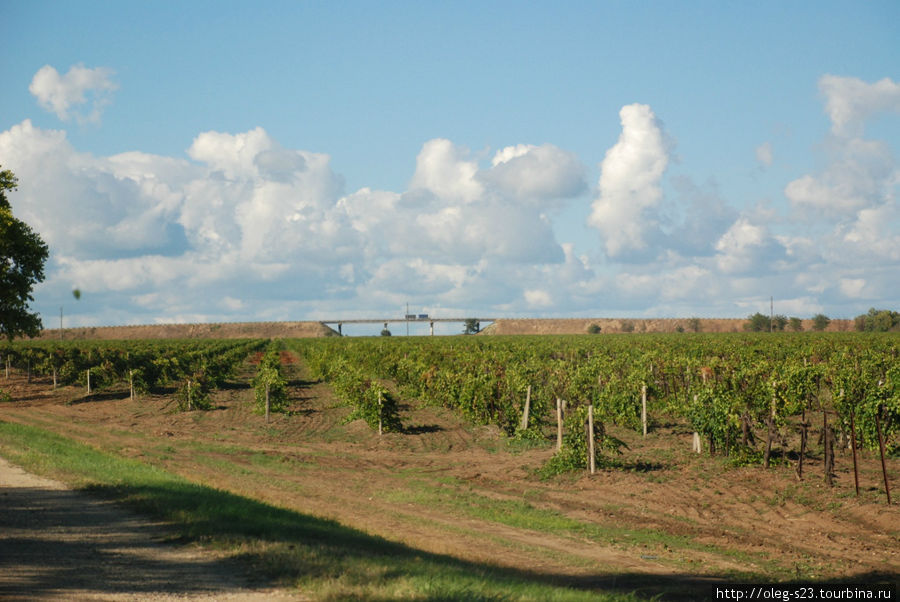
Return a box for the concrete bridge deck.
[319,317,495,335]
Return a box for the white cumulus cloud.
[29,64,117,123]
[2,71,898,325]
[408,138,483,204]
[479,143,586,206]
[588,104,669,257]
[819,74,900,138]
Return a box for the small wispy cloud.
[29,63,118,124]
[755,142,773,167]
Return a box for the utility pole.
[770,296,774,332]
[406,302,409,336]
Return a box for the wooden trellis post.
[378,390,383,436]
[641,383,647,437]
[556,397,563,451]
[876,409,892,505]
[520,385,531,431]
[588,404,596,474]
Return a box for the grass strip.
[380,485,782,578]
[0,420,675,601]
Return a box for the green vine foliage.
[253,344,288,415]
[542,405,625,476]
[333,367,402,433]
[687,386,742,452]
[288,333,898,461]
[176,373,213,411]
[343,380,402,433]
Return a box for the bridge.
[319,317,496,336]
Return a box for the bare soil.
[0,355,896,599]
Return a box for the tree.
[688,317,702,333]
[744,313,770,332]
[788,317,803,331]
[811,313,830,331]
[771,314,789,331]
[854,308,900,332]
[1,168,49,341]
[463,318,481,335]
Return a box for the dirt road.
[0,456,303,601]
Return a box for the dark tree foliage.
[1,168,49,341]
[463,318,481,335]
[811,313,831,331]
[771,314,789,331]
[854,308,900,332]
[744,312,789,332]
[744,313,770,332]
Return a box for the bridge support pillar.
[430,321,434,336]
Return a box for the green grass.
[0,420,664,601]
[377,485,783,579]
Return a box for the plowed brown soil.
[0,354,896,598]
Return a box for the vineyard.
[0,338,267,409]
[3,332,898,483]
[290,333,899,486]
[0,332,898,596]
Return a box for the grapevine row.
[1,338,267,407]
[289,333,899,466]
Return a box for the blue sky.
[1,1,898,330]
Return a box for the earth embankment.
[36,321,338,341]
[482,317,853,335]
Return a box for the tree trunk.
[824,411,834,487]
[796,411,808,480]
[764,416,774,468]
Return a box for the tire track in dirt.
[0,456,304,602]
